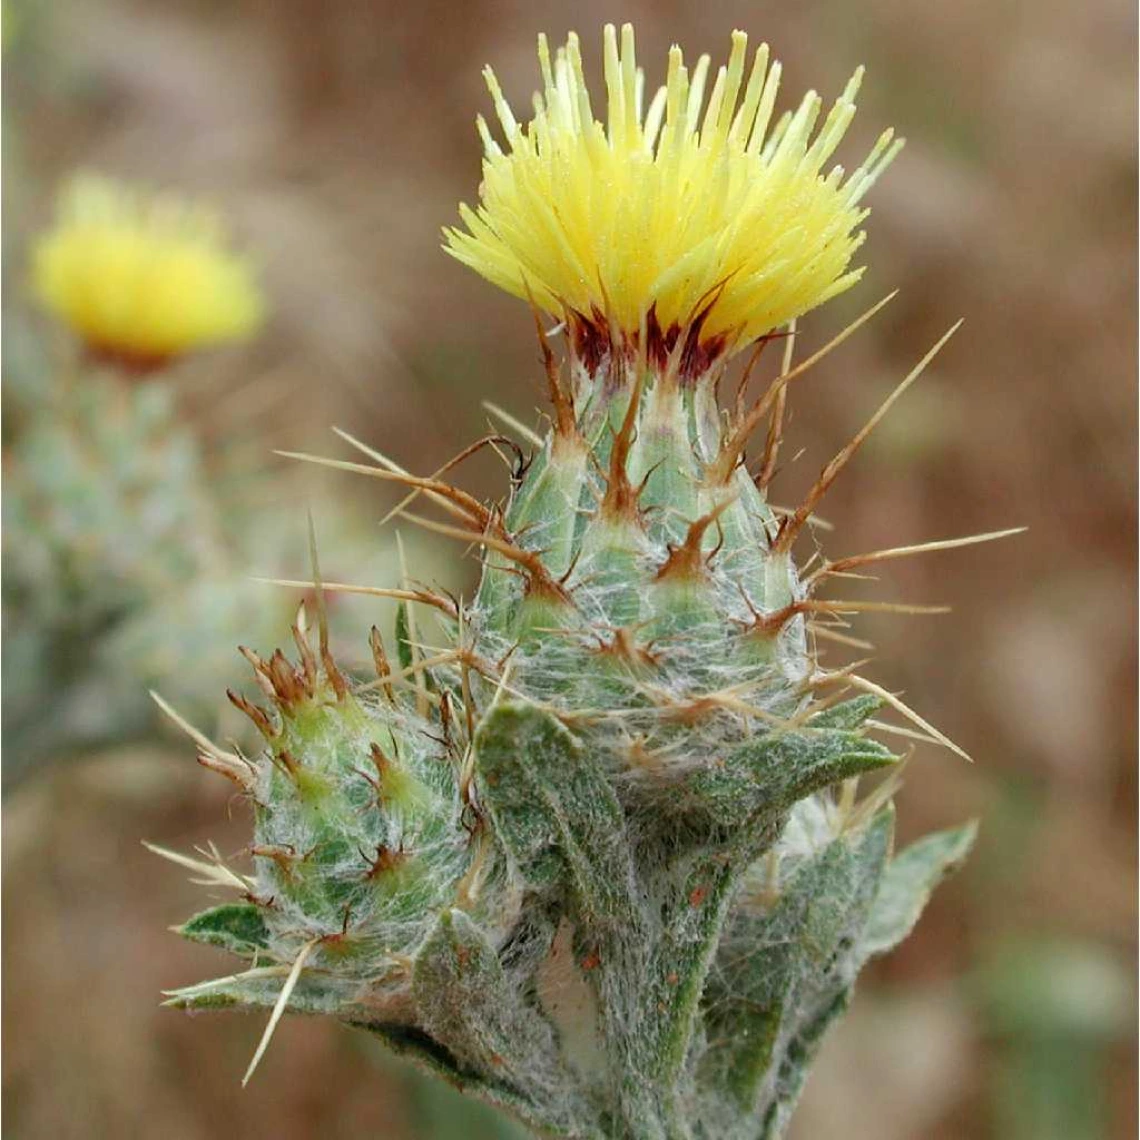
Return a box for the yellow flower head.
[33,174,264,371]
[446,25,901,377]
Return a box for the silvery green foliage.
[166,366,975,1138]
[1,370,287,787]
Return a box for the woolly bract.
[446,24,902,364]
[33,174,264,367]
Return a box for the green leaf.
[473,701,659,1133]
[686,726,896,829]
[473,701,638,930]
[356,1020,596,1139]
[412,908,586,1128]
[177,903,270,958]
[163,970,346,1016]
[859,819,978,961]
[806,694,883,731]
[699,808,894,1121]
[758,988,852,1140]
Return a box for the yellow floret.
[33,174,264,367]
[446,25,901,366]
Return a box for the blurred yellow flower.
[447,25,901,373]
[33,174,264,371]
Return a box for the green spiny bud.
[211,610,495,1019]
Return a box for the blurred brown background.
[3,0,1136,1137]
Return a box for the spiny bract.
[163,24,981,1140]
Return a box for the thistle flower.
[32,174,264,372]
[446,25,902,377]
[159,24,1000,1140]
